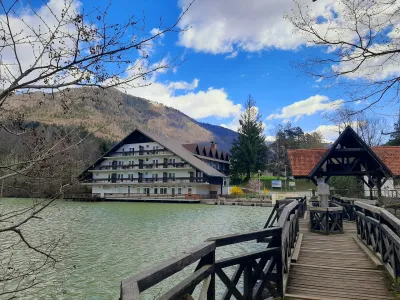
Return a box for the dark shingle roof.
[84,127,227,178]
[184,143,230,162]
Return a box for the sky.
[9,0,400,142]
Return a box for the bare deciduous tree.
[0,0,193,298]
[326,107,389,146]
[288,0,400,112]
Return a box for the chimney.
[210,141,217,150]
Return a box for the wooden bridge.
[120,196,400,300]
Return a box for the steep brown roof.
[288,149,327,177]
[182,143,199,154]
[372,146,400,175]
[288,146,400,177]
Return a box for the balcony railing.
[95,162,189,171]
[105,148,171,157]
[82,177,208,184]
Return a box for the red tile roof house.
[287,127,400,198]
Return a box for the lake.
[0,199,272,300]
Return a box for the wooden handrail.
[206,227,281,247]
[215,248,280,268]
[277,200,298,227]
[158,265,213,300]
[120,198,302,300]
[355,201,400,280]
[121,242,215,294]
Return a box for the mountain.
[9,88,238,151]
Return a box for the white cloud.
[225,51,238,59]
[266,135,276,142]
[123,79,242,119]
[117,32,242,120]
[168,79,199,90]
[308,124,339,143]
[177,0,336,53]
[0,0,83,89]
[333,43,400,81]
[267,95,343,122]
[308,122,359,142]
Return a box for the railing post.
[326,209,329,235]
[190,248,215,300]
[243,262,253,300]
[207,249,216,300]
[276,227,284,298]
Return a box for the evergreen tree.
[387,110,400,146]
[230,96,268,180]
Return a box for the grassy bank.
[238,175,315,192]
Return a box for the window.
[108,174,111,182]
[146,158,149,161]
[154,188,158,194]
[178,188,182,194]
[146,145,149,148]
[188,187,192,195]
[137,188,141,193]
[160,187,167,194]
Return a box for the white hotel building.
[80,128,230,199]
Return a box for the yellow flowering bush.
[231,186,245,195]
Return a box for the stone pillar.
[317,178,330,207]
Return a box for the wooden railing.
[331,196,376,221]
[264,196,306,229]
[309,201,344,235]
[120,198,304,300]
[355,201,400,280]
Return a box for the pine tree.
[230,96,268,180]
[387,109,400,146]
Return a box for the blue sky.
[24,0,399,141]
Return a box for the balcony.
[104,148,173,158]
[92,162,190,171]
[82,177,208,184]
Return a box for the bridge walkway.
[285,215,395,300]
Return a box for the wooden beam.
[358,175,372,189]
[291,233,303,263]
[206,227,281,247]
[319,171,382,176]
[120,281,140,300]
[332,148,367,153]
[158,265,213,300]
[215,248,279,269]
[121,242,216,293]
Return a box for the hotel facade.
[80,128,230,199]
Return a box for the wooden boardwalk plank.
[285,217,395,299]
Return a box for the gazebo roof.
[288,127,400,181]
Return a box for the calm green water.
[0,199,272,300]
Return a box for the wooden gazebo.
[288,126,400,198]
